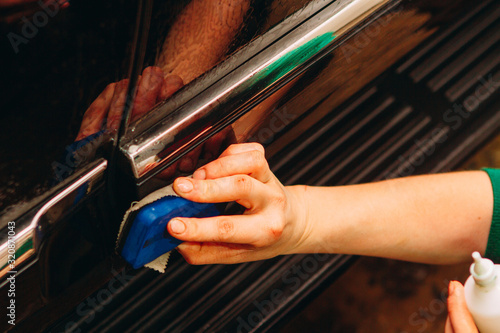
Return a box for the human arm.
[156,0,251,85]
[168,143,496,265]
[78,0,251,140]
[293,170,493,264]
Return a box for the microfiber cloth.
[117,184,179,273]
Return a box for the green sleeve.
[483,168,500,264]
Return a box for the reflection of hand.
[166,143,308,264]
[445,281,478,333]
[0,0,63,24]
[76,66,183,140]
[154,126,237,180]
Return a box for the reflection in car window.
[0,0,137,218]
[131,0,315,123]
[111,0,317,181]
[0,0,315,218]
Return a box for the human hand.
[167,143,309,264]
[76,66,183,140]
[445,281,478,333]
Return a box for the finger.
[444,316,454,333]
[177,242,254,265]
[106,79,129,131]
[0,0,38,9]
[159,74,183,101]
[447,281,478,333]
[193,150,272,183]
[168,213,282,246]
[168,215,258,245]
[131,66,164,122]
[76,83,116,140]
[174,175,271,209]
[218,142,265,158]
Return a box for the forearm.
[156,0,251,84]
[290,171,493,264]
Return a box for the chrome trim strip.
[122,0,388,179]
[0,160,107,270]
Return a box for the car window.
[0,0,318,219]
[124,0,318,131]
[0,0,137,221]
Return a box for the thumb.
[446,281,478,333]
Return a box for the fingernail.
[193,168,206,180]
[448,281,455,296]
[176,178,193,192]
[452,281,461,297]
[449,281,460,297]
[170,219,186,234]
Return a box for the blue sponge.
[120,196,220,269]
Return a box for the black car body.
[1,0,499,331]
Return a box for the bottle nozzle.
[470,251,496,287]
[473,252,488,275]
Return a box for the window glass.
[127,0,317,127]
[0,0,318,217]
[0,0,137,217]
[114,0,317,181]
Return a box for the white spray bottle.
[464,251,500,333]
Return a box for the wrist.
[283,184,314,254]
[285,185,360,255]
